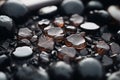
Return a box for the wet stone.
[12,46,33,58]
[70,14,84,26]
[80,22,100,31]
[48,61,73,80]
[39,6,58,16]
[40,51,50,63]
[18,39,31,46]
[107,71,120,80]
[38,19,50,28]
[95,41,110,55]
[86,0,103,11]
[30,35,38,42]
[65,34,86,49]
[79,48,88,56]
[110,42,120,54]
[54,17,64,28]
[87,10,110,25]
[18,28,32,40]
[14,66,49,80]
[58,46,77,60]
[46,27,64,42]
[65,25,77,34]
[77,58,103,80]
[0,15,13,31]
[108,5,120,22]
[0,15,14,40]
[102,33,112,42]
[37,35,54,51]
[102,55,113,67]
[47,27,64,38]
[0,71,7,80]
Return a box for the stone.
[13,46,33,58]
[18,28,32,40]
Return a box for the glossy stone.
[38,19,50,28]
[70,14,84,26]
[0,71,7,80]
[18,39,31,46]
[86,0,103,11]
[65,25,77,34]
[39,6,58,16]
[107,71,120,80]
[12,46,33,58]
[58,46,77,60]
[40,51,49,63]
[18,28,32,40]
[65,34,86,49]
[77,58,103,80]
[95,41,110,55]
[108,5,120,22]
[61,0,84,15]
[0,15,14,39]
[48,61,73,80]
[80,22,100,31]
[87,10,110,25]
[38,35,54,51]
[54,17,64,28]
[14,66,49,80]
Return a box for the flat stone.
[58,46,77,59]
[18,28,32,40]
[70,14,84,26]
[13,46,33,58]
[80,22,100,30]
[102,33,112,42]
[47,27,64,38]
[39,6,58,15]
[38,35,54,51]
[110,42,120,54]
[66,34,86,49]
[54,17,64,27]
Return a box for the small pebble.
[80,22,100,31]
[13,46,33,58]
[18,28,32,40]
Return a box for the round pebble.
[48,61,73,80]
[13,46,33,58]
[0,72,7,80]
[61,0,84,15]
[108,5,120,22]
[77,58,103,80]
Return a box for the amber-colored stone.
[58,46,77,60]
[54,17,64,28]
[37,35,54,51]
[46,27,64,42]
[95,41,110,55]
[65,34,86,50]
